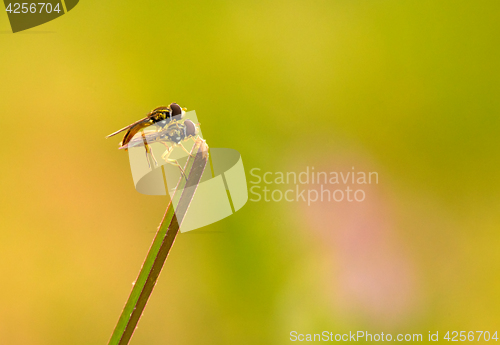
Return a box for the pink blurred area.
[292,154,423,326]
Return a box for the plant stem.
[108,138,209,345]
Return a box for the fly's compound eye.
[170,103,183,116]
[184,120,197,137]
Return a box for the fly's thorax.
[164,121,186,144]
[151,111,169,124]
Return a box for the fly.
[118,118,200,180]
[106,103,186,148]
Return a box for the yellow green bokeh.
[1,1,499,344]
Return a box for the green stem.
[108,138,209,345]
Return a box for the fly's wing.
[105,106,171,138]
[119,120,159,147]
[118,129,162,150]
[106,116,152,138]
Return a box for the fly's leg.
[148,144,158,167]
[144,149,151,168]
[141,131,158,168]
[150,148,158,167]
[161,143,188,180]
[140,130,151,169]
[166,159,188,181]
[160,142,172,161]
[179,142,195,157]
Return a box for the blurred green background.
[1,1,499,344]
